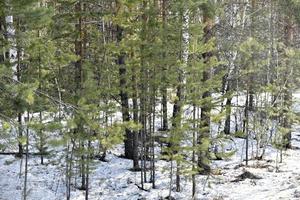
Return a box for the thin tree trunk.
[66,143,70,200]
[151,103,156,189]
[16,19,23,157]
[74,2,86,190]
[140,0,149,187]
[23,113,29,200]
[131,65,139,170]
[168,159,173,199]
[161,0,168,131]
[39,111,43,164]
[282,16,293,149]
[224,84,232,135]
[249,0,256,111]
[85,140,91,200]
[245,92,249,166]
[192,105,196,198]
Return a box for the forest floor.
[1,132,300,200]
[1,93,300,200]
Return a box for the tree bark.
[224,83,232,135]
[116,12,134,159]
[282,16,293,149]
[198,4,214,174]
[131,63,139,170]
[161,0,168,131]
[23,113,29,200]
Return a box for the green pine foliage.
[1,0,300,199]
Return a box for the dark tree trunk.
[23,113,29,200]
[245,93,249,166]
[198,81,211,174]
[85,140,91,200]
[198,10,213,174]
[0,17,5,62]
[161,0,168,132]
[249,0,256,111]
[116,22,134,159]
[16,19,23,157]
[192,106,197,198]
[170,33,183,190]
[282,16,293,149]
[140,0,149,186]
[132,68,139,170]
[224,84,232,135]
[74,2,86,191]
[17,113,23,157]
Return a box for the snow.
[1,135,300,200]
[1,93,300,200]
[0,155,65,200]
[209,147,300,200]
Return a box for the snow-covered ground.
[1,134,300,200]
[1,92,300,200]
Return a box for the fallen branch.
[231,170,262,182]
